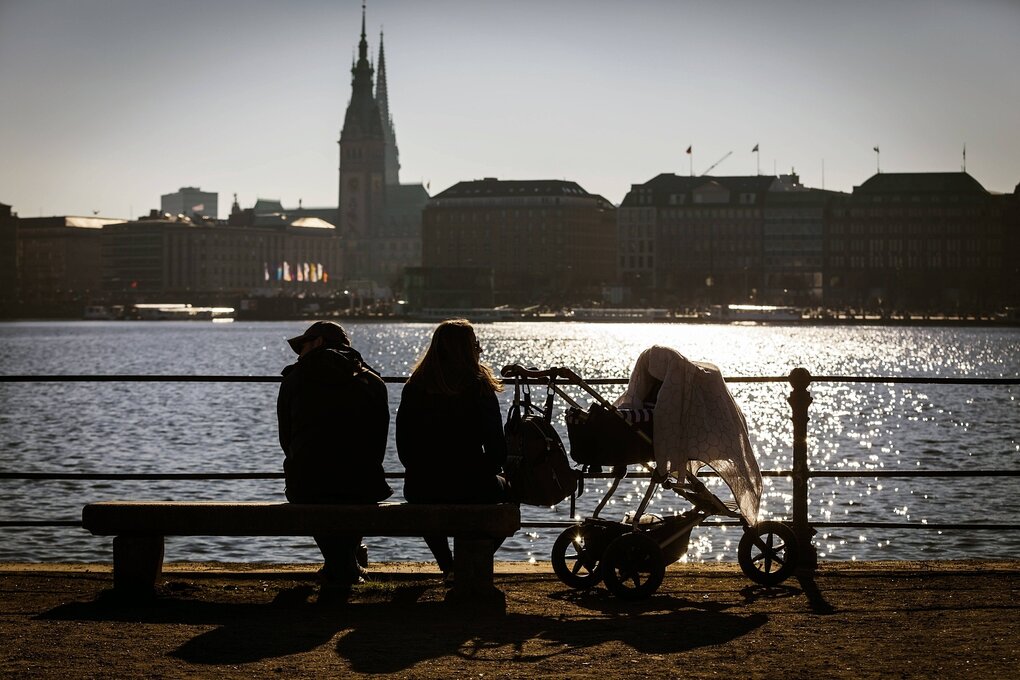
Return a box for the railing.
[2,371,1019,568]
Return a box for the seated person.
[396,319,510,577]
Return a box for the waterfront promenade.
[2,560,1016,678]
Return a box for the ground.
[1,560,1017,678]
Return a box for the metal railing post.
[788,367,818,571]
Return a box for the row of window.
[829,254,999,269]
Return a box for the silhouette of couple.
[277,319,509,590]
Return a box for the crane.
[700,151,732,176]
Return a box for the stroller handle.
[501,364,570,380]
[501,364,615,407]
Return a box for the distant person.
[396,319,510,577]
[277,321,392,590]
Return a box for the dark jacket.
[277,346,392,503]
[396,380,508,503]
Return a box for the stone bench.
[81,501,521,605]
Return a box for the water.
[1,320,1018,565]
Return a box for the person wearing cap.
[395,319,510,579]
[277,321,392,589]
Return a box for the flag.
[752,144,759,152]
[873,146,880,153]
[685,145,692,154]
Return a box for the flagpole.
[874,145,880,174]
[962,143,967,172]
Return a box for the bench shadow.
[38,581,768,672]
[334,598,768,673]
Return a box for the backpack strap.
[541,376,556,423]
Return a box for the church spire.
[343,0,377,137]
[377,30,390,132]
[359,1,368,62]
[377,29,400,185]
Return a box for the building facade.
[618,173,830,306]
[0,212,125,316]
[422,178,617,306]
[826,172,1013,312]
[618,170,1017,312]
[102,211,344,305]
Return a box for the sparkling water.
[1,320,1017,564]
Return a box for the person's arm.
[395,383,423,469]
[277,376,292,455]
[479,391,507,471]
[365,373,390,467]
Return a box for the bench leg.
[112,535,164,594]
[448,536,505,613]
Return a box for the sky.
[1,0,1018,219]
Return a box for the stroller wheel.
[602,532,665,600]
[738,520,798,586]
[552,526,603,589]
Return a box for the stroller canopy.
[614,345,763,524]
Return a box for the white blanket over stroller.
[614,345,762,524]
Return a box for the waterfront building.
[619,170,1017,313]
[826,172,1013,312]
[0,210,125,317]
[101,209,343,306]
[0,203,17,316]
[336,8,427,295]
[618,173,830,306]
[421,178,617,306]
[160,187,218,220]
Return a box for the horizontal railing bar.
[808,470,1020,478]
[3,519,1018,531]
[1,374,1017,385]
[525,520,1020,531]
[4,469,1018,481]
[809,522,1020,530]
[810,376,1020,385]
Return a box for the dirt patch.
[2,561,1018,678]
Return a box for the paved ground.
[1,560,1017,678]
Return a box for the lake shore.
[2,560,1017,678]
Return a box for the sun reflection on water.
[0,320,1017,564]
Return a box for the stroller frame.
[501,363,799,599]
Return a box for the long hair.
[407,319,503,396]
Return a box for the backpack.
[503,375,581,507]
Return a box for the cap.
[287,320,350,354]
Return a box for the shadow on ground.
[38,579,770,673]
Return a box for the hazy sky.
[1,0,1018,218]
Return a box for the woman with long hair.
[396,319,510,575]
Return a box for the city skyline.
[1,0,1018,219]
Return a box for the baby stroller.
[502,361,798,600]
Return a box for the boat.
[570,308,671,321]
[704,304,803,322]
[130,303,235,321]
